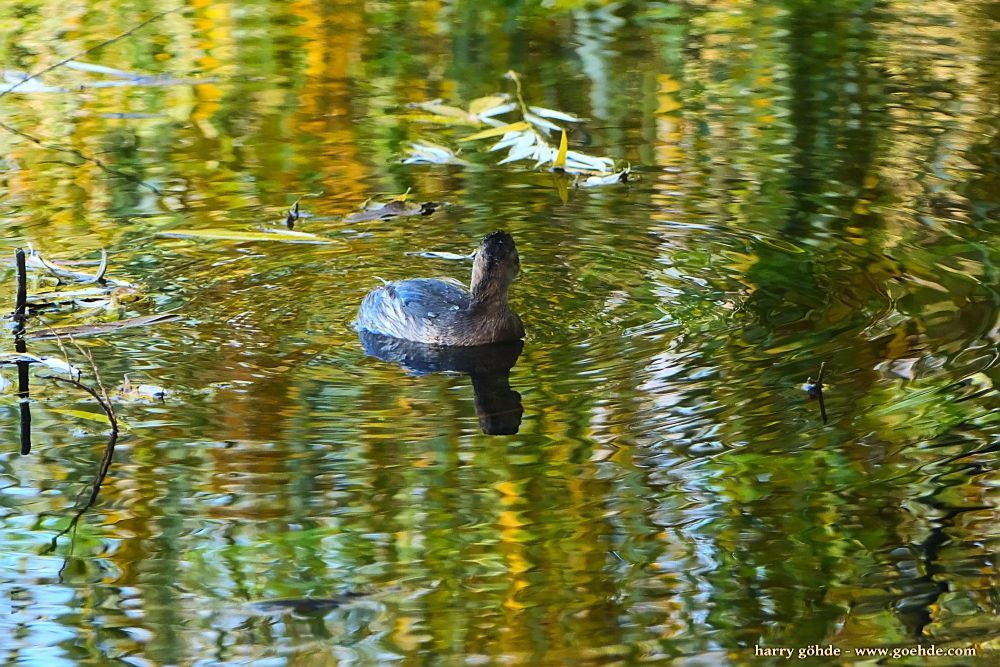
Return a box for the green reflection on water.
[1,0,998,664]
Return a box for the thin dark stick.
[817,362,828,425]
[14,248,27,327]
[17,356,31,455]
[44,420,118,564]
[0,6,183,100]
[13,249,31,454]
[285,200,300,229]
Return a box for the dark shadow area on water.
[359,330,524,435]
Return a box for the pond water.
[1,0,998,664]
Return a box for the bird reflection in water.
[358,331,524,435]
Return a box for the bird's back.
[355,278,472,345]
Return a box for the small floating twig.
[30,248,112,285]
[285,200,301,229]
[405,250,477,261]
[804,361,828,425]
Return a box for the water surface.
[1,0,998,664]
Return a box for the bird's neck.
[470,280,509,310]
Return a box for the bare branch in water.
[39,370,118,568]
[37,328,120,565]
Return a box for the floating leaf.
[64,60,137,79]
[345,200,417,222]
[29,286,119,306]
[576,169,635,188]
[344,199,441,223]
[119,374,168,401]
[460,121,531,142]
[405,74,623,177]
[477,102,517,119]
[490,131,529,152]
[532,142,558,168]
[389,188,411,202]
[523,112,562,133]
[554,130,568,169]
[478,122,615,174]
[405,250,476,261]
[0,353,38,365]
[41,356,83,378]
[31,313,181,340]
[0,353,82,379]
[159,229,332,243]
[409,95,514,126]
[528,106,583,123]
[565,150,616,172]
[408,100,469,119]
[469,95,509,116]
[553,171,570,205]
[47,408,115,424]
[498,134,539,164]
[403,142,470,166]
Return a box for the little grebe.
[355,231,524,346]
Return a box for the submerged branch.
[41,372,119,561]
[38,328,120,561]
